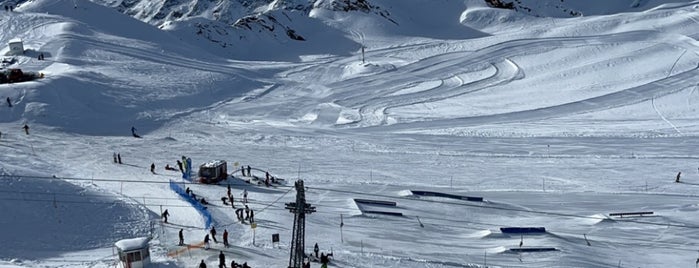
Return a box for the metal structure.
[286,180,316,268]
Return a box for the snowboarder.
[6,97,11,107]
[178,229,184,246]
[161,209,169,223]
[22,124,28,135]
[117,153,122,164]
[676,171,681,183]
[218,251,226,268]
[113,152,117,163]
[150,163,155,174]
[314,243,319,258]
[243,189,248,203]
[210,226,218,243]
[199,260,207,268]
[131,126,140,138]
[176,159,183,172]
[204,234,210,249]
[223,229,229,248]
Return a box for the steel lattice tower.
[286,180,316,268]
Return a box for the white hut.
[7,39,24,55]
[115,237,151,268]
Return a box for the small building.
[198,160,227,184]
[7,39,24,55]
[115,237,151,268]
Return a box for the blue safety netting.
[169,180,212,229]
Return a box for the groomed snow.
[2,0,699,267]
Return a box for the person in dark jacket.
[204,234,210,249]
[676,171,682,183]
[218,251,226,268]
[161,209,169,223]
[117,153,122,164]
[150,163,155,174]
[22,124,29,135]
[6,97,11,107]
[314,243,319,258]
[210,226,218,243]
[199,260,207,268]
[178,229,184,246]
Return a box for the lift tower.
[286,180,316,268]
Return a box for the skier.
[244,205,250,220]
[223,229,229,248]
[218,251,226,268]
[249,209,255,223]
[113,152,117,163]
[6,97,11,107]
[314,243,319,258]
[199,260,207,268]
[150,163,155,174]
[243,189,248,203]
[161,209,169,223]
[117,153,122,164]
[178,229,184,246]
[676,171,681,183]
[210,226,218,243]
[240,166,245,176]
[22,124,29,135]
[246,166,251,177]
[204,234,210,250]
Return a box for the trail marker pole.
[417,216,424,228]
[340,214,344,243]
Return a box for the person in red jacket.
[223,229,229,248]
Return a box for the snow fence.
[169,180,212,229]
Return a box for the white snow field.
[2,0,699,267]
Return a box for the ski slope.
[2,0,699,267]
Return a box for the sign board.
[251,222,257,229]
[272,233,280,243]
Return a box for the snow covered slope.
[2,0,699,267]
